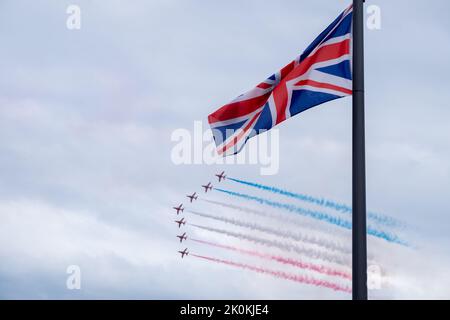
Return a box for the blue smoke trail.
[214,188,408,246]
[227,177,404,228]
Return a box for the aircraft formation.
[167,169,408,294]
[173,171,226,258]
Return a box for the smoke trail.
[202,199,348,237]
[187,209,350,254]
[189,223,351,267]
[214,188,408,246]
[228,177,404,228]
[191,253,351,293]
[191,238,351,280]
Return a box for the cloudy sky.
[1,0,450,299]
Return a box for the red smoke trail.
[191,253,351,294]
[191,238,351,280]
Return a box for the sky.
[0,0,450,299]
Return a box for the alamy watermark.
[171,121,280,175]
[66,265,81,290]
[66,5,81,30]
[368,264,383,290]
[367,4,381,30]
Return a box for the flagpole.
[352,0,368,300]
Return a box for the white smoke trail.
[202,199,349,239]
[187,209,351,255]
[189,223,351,267]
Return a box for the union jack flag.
[208,5,353,156]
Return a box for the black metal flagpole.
[352,0,368,300]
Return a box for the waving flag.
[208,5,353,156]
